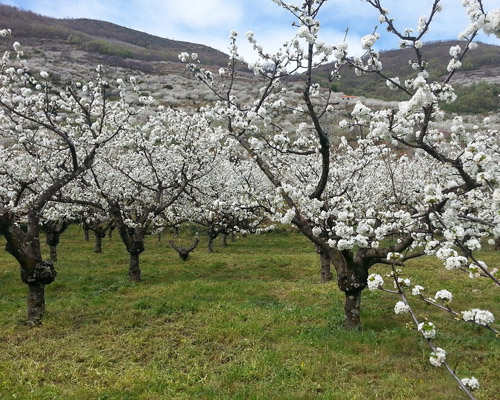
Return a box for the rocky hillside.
[312,40,500,114]
[0,4,498,114]
[0,4,230,67]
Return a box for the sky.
[1,0,499,62]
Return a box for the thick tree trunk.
[329,249,368,330]
[129,253,141,282]
[2,214,57,325]
[222,233,228,247]
[94,234,103,253]
[27,283,45,326]
[49,245,57,262]
[318,247,332,282]
[115,219,145,281]
[84,228,90,241]
[344,290,362,330]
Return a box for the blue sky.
[2,0,499,61]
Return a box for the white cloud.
[5,0,500,58]
[129,0,244,31]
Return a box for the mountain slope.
[0,4,230,66]
[0,4,498,114]
[312,40,500,113]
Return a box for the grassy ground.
[0,226,498,400]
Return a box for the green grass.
[0,226,498,399]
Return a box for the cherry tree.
[181,0,439,329]
[182,157,271,252]
[0,34,135,324]
[40,202,76,261]
[181,1,500,395]
[82,104,226,281]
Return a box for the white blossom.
[367,274,384,290]
[461,377,480,391]
[429,347,446,367]
[418,321,436,339]
[462,309,495,325]
[394,301,410,315]
[435,290,453,303]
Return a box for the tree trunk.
[344,290,362,330]
[94,234,103,253]
[129,253,141,282]
[207,234,215,253]
[495,238,500,251]
[231,232,236,242]
[157,232,162,242]
[84,228,90,241]
[329,249,368,331]
[49,245,57,262]
[45,228,62,262]
[318,248,332,283]
[222,233,228,247]
[27,283,45,326]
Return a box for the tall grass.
[0,226,498,399]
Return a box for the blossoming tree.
[0,34,136,324]
[82,104,226,281]
[182,0,499,395]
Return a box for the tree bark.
[44,222,67,262]
[84,227,90,241]
[318,247,332,282]
[231,232,236,242]
[94,234,103,253]
[329,249,369,330]
[207,234,215,253]
[49,245,57,262]
[344,290,362,330]
[2,213,57,325]
[129,253,141,282]
[169,238,199,261]
[222,233,228,247]
[27,283,45,326]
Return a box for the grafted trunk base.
[129,253,142,282]
[344,290,362,330]
[94,235,103,253]
[27,283,45,326]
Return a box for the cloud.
[129,0,244,31]
[4,0,500,59]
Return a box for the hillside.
[313,40,500,113]
[0,4,230,67]
[0,4,498,114]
